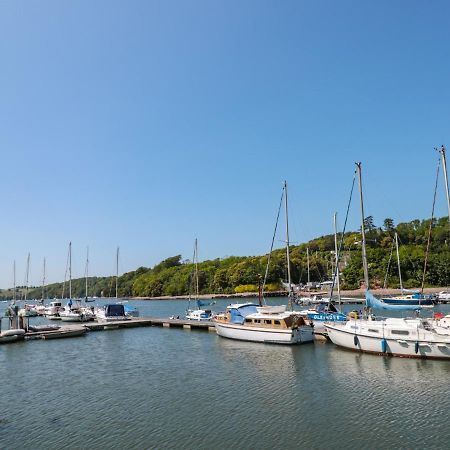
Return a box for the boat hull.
[381,298,434,307]
[325,323,450,359]
[214,322,313,344]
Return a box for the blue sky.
[1,0,450,287]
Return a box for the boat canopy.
[366,289,421,311]
[105,304,126,316]
[230,304,258,324]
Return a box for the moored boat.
[325,157,450,359]
[326,317,450,359]
[214,303,313,344]
[95,304,129,322]
[185,239,213,321]
[44,301,63,320]
[214,182,313,345]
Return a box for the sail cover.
[365,289,421,311]
[230,305,258,324]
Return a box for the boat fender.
[353,335,359,347]
[415,342,419,354]
[381,338,387,353]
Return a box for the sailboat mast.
[440,146,450,227]
[42,257,46,301]
[333,212,341,308]
[116,246,119,299]
[356,162,370,291]
[69,242,72,299]
[13,260,16,302]
[194,239,199,301]
[394,232,403,293]
[25,253,30,302]
[85,246,89,299]
[306,247,310,286]
[284,181,293,310]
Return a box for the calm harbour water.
[1,298,450,449]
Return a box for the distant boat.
[45,301,64,320]
[58,242,94,322]
[95,304,129,322]
[214,181,313,344]
[381,233,433,307]
[186,239,213,321]
[84,246,95,303]
[438,291,450,301]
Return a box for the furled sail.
[365,289,421,311]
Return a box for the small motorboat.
[95,304,129,322]
[44,301,63,320]
[186,308,212,321]
[59,306,95,322]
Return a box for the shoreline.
[129,287,447,301]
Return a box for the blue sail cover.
[197,300,216,308]
[230,304,258,324]
[365,289,421,311]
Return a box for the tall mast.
[356,162,370,291]
[333,212,341,308]
[85,246,89,300]
[394,232,403,293]
[42,257,46,301]
[13,260,16,302]
[306,247,310,286]
[194,239,199,301]
[115,247,119,299]
[284,181,293,310]
[69,242,72,299]
[25,253,30,302]
[440,146,450,227]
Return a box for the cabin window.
[245,319,252,323]
[264,320,272,325]
[274,320,281,325]
[391,330,409,336]
[254,319,261,324]
[368,329,379,333]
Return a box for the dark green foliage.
[2,216,448,300]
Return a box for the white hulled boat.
[326,317,450,358]
[45,301,63,320]
[214,303,313,344]
[60,305,94,322]
[95,304,129,322]
[325,157,450,359]
[185,239,213,321]
[214,181,313,345]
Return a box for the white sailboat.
[95,247,132,321]
[186,239,213,321]
[381,232,433,307]
[214,181,314,344]
[325,160,450,359]
[60,242,94,322]
[30,258,48,316]
[84,247,94,303]
[19,254,38,317]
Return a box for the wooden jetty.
[23,317,216,341]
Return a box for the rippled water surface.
[1,298,450,449]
